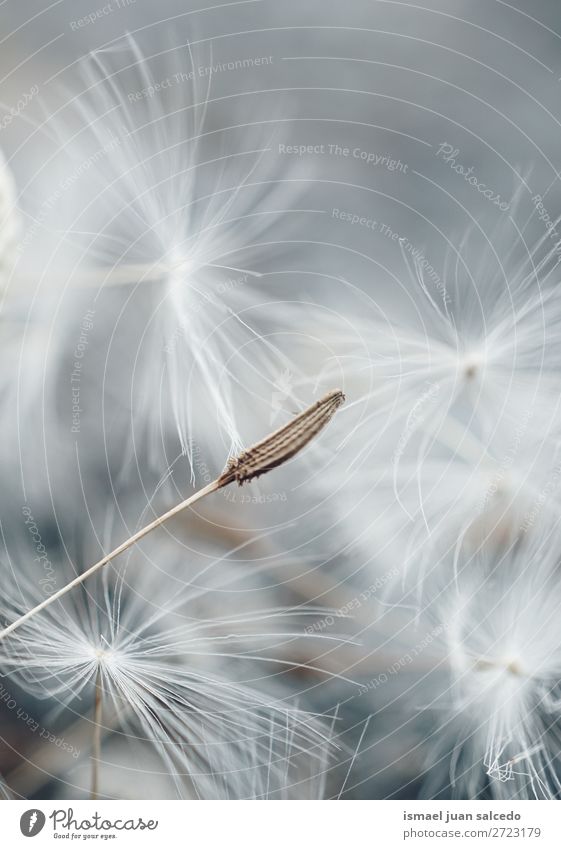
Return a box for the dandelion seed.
[37,35,309,471]
[411,529,561,799]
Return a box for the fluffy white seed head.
[34,35,311,473]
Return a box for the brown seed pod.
[217,389,345,487]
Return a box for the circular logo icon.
[20,810,46,837]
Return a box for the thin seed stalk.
[0,389,344,641]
